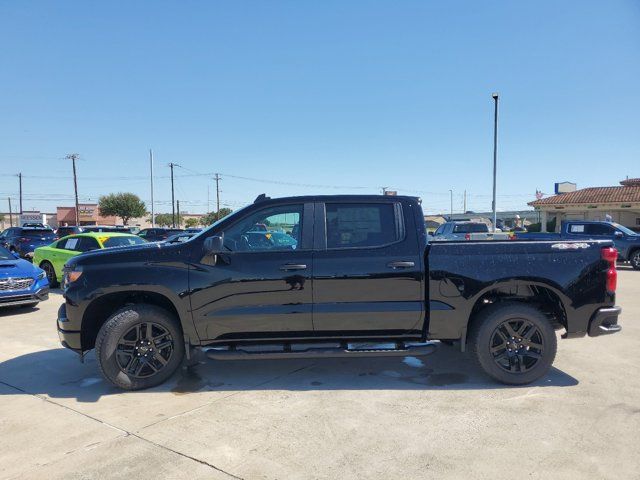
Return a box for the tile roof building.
[528,178,640,232]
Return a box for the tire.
[95,304,185,390]
[40,261,58,288]
[630,250,640,271]
[468,302,557,385]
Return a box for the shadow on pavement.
[0,343,579,402]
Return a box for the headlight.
[37,270,46,280]
[63,265,83,287]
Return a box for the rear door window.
[584,224,615,236]
[76,237,100,252]
[325,203,400,249]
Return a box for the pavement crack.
[0,379,127,435]
[130,432,245,479]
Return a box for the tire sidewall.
[96,305,185,390]
[41,261,57,287]
[631,250,640,270]
[472,304,557,385]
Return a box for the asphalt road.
[0,269,638,479]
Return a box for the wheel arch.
[466,279,568,342]
[81,290,184,351]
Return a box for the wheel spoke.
[133,359,146,376]
[502,322,519,338]
[527,341,543,351]
[153,353,168,366]
[516,321,531,336]
[522,350,542,360]
[491,342,508,354]
[155,339,172,350]
[144,323,153,340]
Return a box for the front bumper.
[588,306,622,337]
[57,303,82,352]
[0,286,49,307]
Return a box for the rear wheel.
[468,302,557,385]
[40,261,58,287]
[95,304,184,390]
[630,250,640,270]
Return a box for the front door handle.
[279,264,307,271]
[387,261,415,269]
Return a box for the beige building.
[529,178,640,232]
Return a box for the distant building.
[529,178,640,232]
[57,204,118,226]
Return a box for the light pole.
[491,92,499,232]
[449,189,453,219]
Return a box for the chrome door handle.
[279,264,307,271]
[387,261,415,269]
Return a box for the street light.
[491,92,499,232]
[449,189,453,219]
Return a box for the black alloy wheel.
[116,322,174,378]
[489,319,544,373]
[41,261,57,287]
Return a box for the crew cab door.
[189,202,314,341]
[312,200,424,336]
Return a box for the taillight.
[601,247,618,293]
[510,233,517,240]
[18,237,29,243]
[464,233,471,240]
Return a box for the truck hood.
[65,241,182,269]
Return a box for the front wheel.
[630,250,640,270]
[95,304,185,390]
[468,302,557,385]
[40,261,58,287]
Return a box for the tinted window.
[102,236,147,248]
[222,205,302,252]
[584,224,614,236]
[76,237,100,252]
[326,203,399,248]
[453,223,488,233]
[434,225,445,236]
[21,229,55,237]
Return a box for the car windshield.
[612,223,638,236]
[0,245,15,260]
[102,236,147,248]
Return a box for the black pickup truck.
[57,195,622,390]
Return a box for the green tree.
[201,208,233,225]
[184,217,200,228]
[98,193,147,225]
[149,213,174,227]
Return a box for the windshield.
[0,245,15,260]
[102,236,147,248]
[612,223,638,236]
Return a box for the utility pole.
[491,92,499,232]
[214,173,221,215]
[449,189,453,219]
[66,153,80,226]
[463,190,467,213]
[8,198,13,226]
[150,149,155,227]
[18,173,23,215]
[168,162,179,227]
[207,185,210,213]
[176,200,180,227]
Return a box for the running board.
[205,342,437,361]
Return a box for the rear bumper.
[57,303,82,352]
[0,287,49,307]
[588,306,622,337]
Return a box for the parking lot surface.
[0,269,639,479]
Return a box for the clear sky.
[1,0,639,215]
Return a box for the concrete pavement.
[0,269,639,479]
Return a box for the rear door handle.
[387,261,415,269]
[279,264,307,271]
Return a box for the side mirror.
[614,231,624,238]
[204,235,224,254]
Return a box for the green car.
[33,232,146,287]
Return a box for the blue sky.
[1,0,639,215]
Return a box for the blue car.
[0,245,49,308]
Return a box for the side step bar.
[205,342,438,361]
